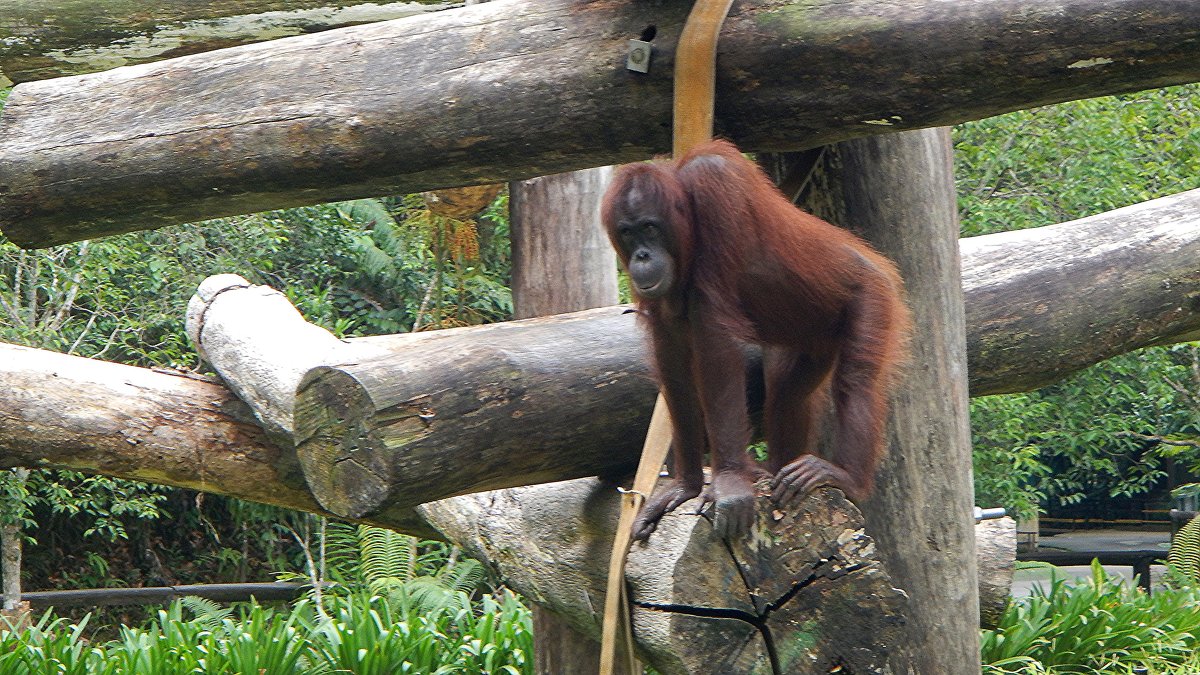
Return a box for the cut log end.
[294,366,393,518]
[627,487,907,674]
[420,479,908,674]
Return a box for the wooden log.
[0,0,453,86]
[4,0,1200,247]
[963,189,1200,395]
[185,273,388,445]
[0,340,434,536]
[292,306,654,519]
[837,129,979,673]
[420,482,908,674]
[977,517,1017,629]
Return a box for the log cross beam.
[3,0,1200,247]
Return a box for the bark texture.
[838,129,980,674]
[420,482,907,675]
[1,469,28,612]
[4,0,1200,246]
[292,306,653,519]
[0,0,451,86]
[963,190,1200,395]
[977,517,1017,629]
[511,167,618,322]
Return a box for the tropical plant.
[982,562,1200,674]
[957,84,1200,517]
[309,522,487,615]
[1168,484,1200,583]
[0,590,532,674]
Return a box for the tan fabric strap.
[599,0,734,671]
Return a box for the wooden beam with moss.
[3,0,1200,247]
[0,0,453,87]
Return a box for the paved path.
[1012,529,1170,597]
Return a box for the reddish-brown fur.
[602,139,911,540]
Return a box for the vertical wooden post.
[511,167,617,319]
[509,167,632,675]
[837,128,980,674]
[1,468,31,630]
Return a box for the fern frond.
[322,521,361,583]
[442,558,485,595]
[357,526,417,583]
[336,199,398,231]
[348,233,399,279]
[402,577,473,614]
[180,596,232,629]
[1169,515,1200,582]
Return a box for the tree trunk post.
[511,167,618,320]
[836,128,980,673]
[0,467,31,630]
[508,168,626,674]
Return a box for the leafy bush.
[958,85,1200,517]
[982,562,1200,674]
[0,590,532,674]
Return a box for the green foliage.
[971,345,1200,513]
[970,399,1050,521]
[0,469,33,531]
[0,193,510,367]
[956,84,1200,238]
[1169,486,1200,583]
[0,612,104,675]
[0,591,532,674]
[37,472,168,540]
[1170,515,1200,583]
[958,85,1200,516]
[982,562,1200,674]
[315,523,487,617]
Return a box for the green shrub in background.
[0,590,531,675]
[959,85,1200,519]
[982,562,1200,674]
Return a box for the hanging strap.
[598,397,672,675]
[599,1,734,672]
[672,0,737,158]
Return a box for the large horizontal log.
[4,0,1200,247]
[963,188,1200,395]
[0,341,433,536]
[421,482,908,674]
[180,190,1200,518]
[0,0,453,86]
